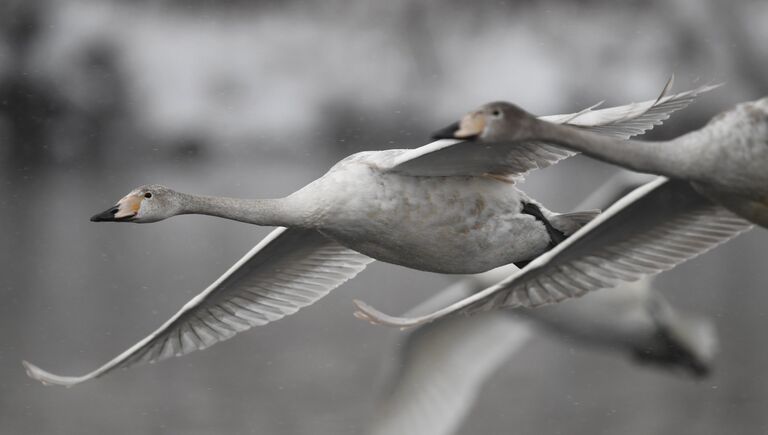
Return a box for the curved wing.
[386,83,719,180]
[368,278,531,435]
[353,178,752,327]
[24,228,374,387]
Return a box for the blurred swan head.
[431,101,533,141]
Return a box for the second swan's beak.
[431,121,461,139]
[90,205,121,222]
[431,112,485,140]
[90,194,142,222]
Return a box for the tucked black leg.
[513,259,533,269]
[515,202,568,268]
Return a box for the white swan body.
[304,153,564,273]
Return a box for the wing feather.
[24,228,373,387]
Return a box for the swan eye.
[491,109,502,118]
[144,192,152,199]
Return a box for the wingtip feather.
[352,299,424,329]
[651,74,675,107]
[22,360,82,387]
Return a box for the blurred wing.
[24,228,373,387]
[353,178,752,327]
[387,83,718,180]
[369,279,531,435]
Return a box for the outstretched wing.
[387,83,719,180]
[24,228,374,387]
[353,178,751,327]
[540,82,721,139]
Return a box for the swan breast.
[303,159,550,273]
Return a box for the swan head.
[90,185,182,223]
[431,102,534,141]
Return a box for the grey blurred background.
[1,0,767,434]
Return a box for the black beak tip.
[90,206,120,222]
[430,121,460,140]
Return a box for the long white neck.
[178,193,300,227]
[530,118,707,181]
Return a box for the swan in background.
[368,173,717,435]
[23,84,713,387]
[353,93,762,327]
[368,276,716,435]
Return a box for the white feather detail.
[24,228,373,386]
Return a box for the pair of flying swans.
[354,93,766,327]
[24,82,720,386]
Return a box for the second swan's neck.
[531,119,707,180]
[179,193,300,227]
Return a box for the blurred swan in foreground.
[24,84,713,387]
[354,92,761,327]
[369,173,717,435]
[369,274,716,435]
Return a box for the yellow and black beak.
[90,194,141,222]
[431,121,461,140]
[90,205,121,222]
[431,112,486,140]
